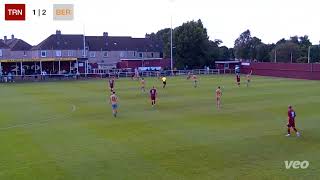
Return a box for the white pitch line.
[0,118,57,131]
[0,104,77,131]
[71,104,77,112]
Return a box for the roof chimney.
[4,36,7,42]
[11,34,14,39]
[56,30,61,35]
[103,32,108,37]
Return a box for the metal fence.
[0,69,235,83]
[87,69,235,78]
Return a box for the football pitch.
[0,75,319,180]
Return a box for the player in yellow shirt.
[216,86,222,110]
[246,70,252,87]
[246,74,251,87]
[109,91,118,117]
[141,78,146,92]
[192,75,198,88]
[162,76,167,88]
[187,72,192,80]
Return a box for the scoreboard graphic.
[53,4,74,20]
[5,4,26,21]
[3,3,75,21]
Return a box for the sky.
[0,0,320,47]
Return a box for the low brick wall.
[241,62,320,80]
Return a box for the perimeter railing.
[0,69,235,83]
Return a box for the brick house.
[0,40,10,60]
[31,31,85,59]
[0,35,34,74]
[0,30,164,74]
[32,30,162,71]
[86,33,161,70]
[0,35,33,74]
[4,35,33,59]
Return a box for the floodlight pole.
[170,16,173,75]
[15,62,18,75]
[40,61,42,74]
[20,61,23,75]
[308,46,311,64]
[58,60,61,74]
[34,62,36,74]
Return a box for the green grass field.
[0,75,319,180]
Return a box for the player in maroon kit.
[108,77,115,92]
[236,74,241,87]
[286,105,300,137]
[150,86,157,107]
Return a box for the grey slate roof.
[33,33,162,52]
[0,41,10,49]
[6,39,33,51]
[32,35,84,50]
[0,38,33,50]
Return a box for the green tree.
[228,48,235,59]
[290,36,299,44]
[234,30,262,60]
[146,28,172,58]
[218,46,230,60]
[310,45,320,63]
[207,39,221,61]
[276,38,286,45]
[234,30,252,60]
[147,20,236,68]
[174,19,210,68]
[272,35,312,63]
[249,37,262,60]
[271,42,300,63]
[256,43,274,62]
[298,35,312,59]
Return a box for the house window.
[103,51,109,57]
[0,49,2,57]
[120,51,125,58]
[68,50,73,57]
[56,50,62,57]
[90,52,96,58]
[139,53,143,58]
[41,51,47,57]
[23,51,27,56]
[151,53,154,58]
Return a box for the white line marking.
[0,117,58,131]
[71,104,77,112]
